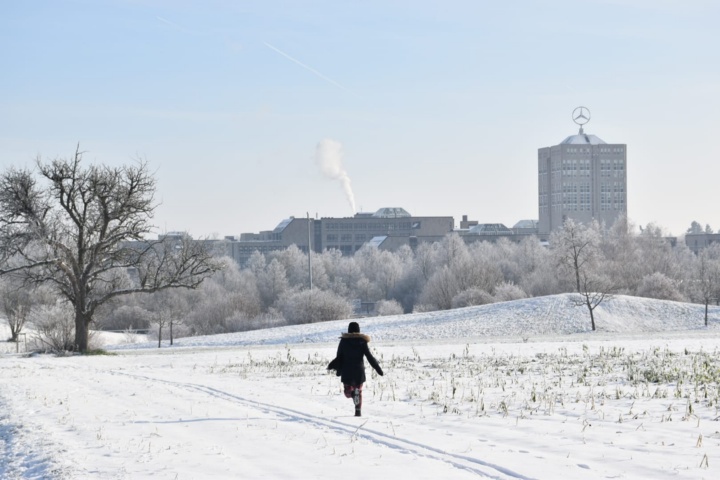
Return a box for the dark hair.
[348,322,360,333]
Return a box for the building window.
[327,234,338,242]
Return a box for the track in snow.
[111,370,534,480]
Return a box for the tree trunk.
[75,311,89,352]
[158,325,163,348]
[575,265,582,293]
[586,298,596,331]
[170,321,174,346]
[705,301,709,327]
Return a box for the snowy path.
[2,347,533,479]
[110,369,532,480]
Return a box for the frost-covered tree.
[320,249,358,297]
[692,244,720,326]
[30,301,78,352]
[0,275,50,342]
[451,287,494,309]
[269,245,311,288]
[276,288,352,324]
[463,242,504,293]
[145,289,190,347]
[245,250,266,277]
[375,299,403,316]
[413,242,442,282]
[687,221,703,234]
[96,302,151,332]
[493,282,527,302]
[551,219,602,293]
[551,219,614,331]
[0,148,222,352]
[419,266,457,310]
[516,236,560,297]
[355,246,403,300]
[183,259,262,335]
[601,215,643,294]
[635,223,683,282]
[636,272,686,302]
[257,258,290,309]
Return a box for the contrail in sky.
[156,16,197,35]
[263,42,354,95]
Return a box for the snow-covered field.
[2,294,720,479]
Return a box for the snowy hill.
[4,294,720,479]
[107,293,720,350]
[2,294,718,354]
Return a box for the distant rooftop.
[367,236,388,247]
[372,207,411,218]
[468,223,513,235]
[513,219,538,229]
[273,218,293,233]
[561,128,606,145]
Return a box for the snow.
[2,294,720,479]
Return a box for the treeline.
[89,216,720,339]
[3,215,719,346]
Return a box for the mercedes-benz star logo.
[572,106,591,126]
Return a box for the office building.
[538,108,627,235]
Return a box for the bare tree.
[0,275,37,342]
[551,219,601,293]
[30,302,77,352]
[145,289,190,347]
[551,219,614,331]
[0,147,223,352]
[692,244,720,326]
[571,270,616,331]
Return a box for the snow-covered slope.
[106,294,720,350]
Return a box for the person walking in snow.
[327,321,383,417]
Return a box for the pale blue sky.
[2,0,718,238]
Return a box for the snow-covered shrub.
[412,304,436,313]
[451,288,494,309]
[29,303,99,352]
[376,299,404,316]
[277,289,353,325]
[97,304,151,331]
[636,272,687,302]
[224,312,287,332]
[30,303,76,351]
[493,282,528,302]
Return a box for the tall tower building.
[538,107,627,235]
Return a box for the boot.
[355,406,361,417]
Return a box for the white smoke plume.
[315,138,356,214]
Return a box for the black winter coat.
[327,333,383,385]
